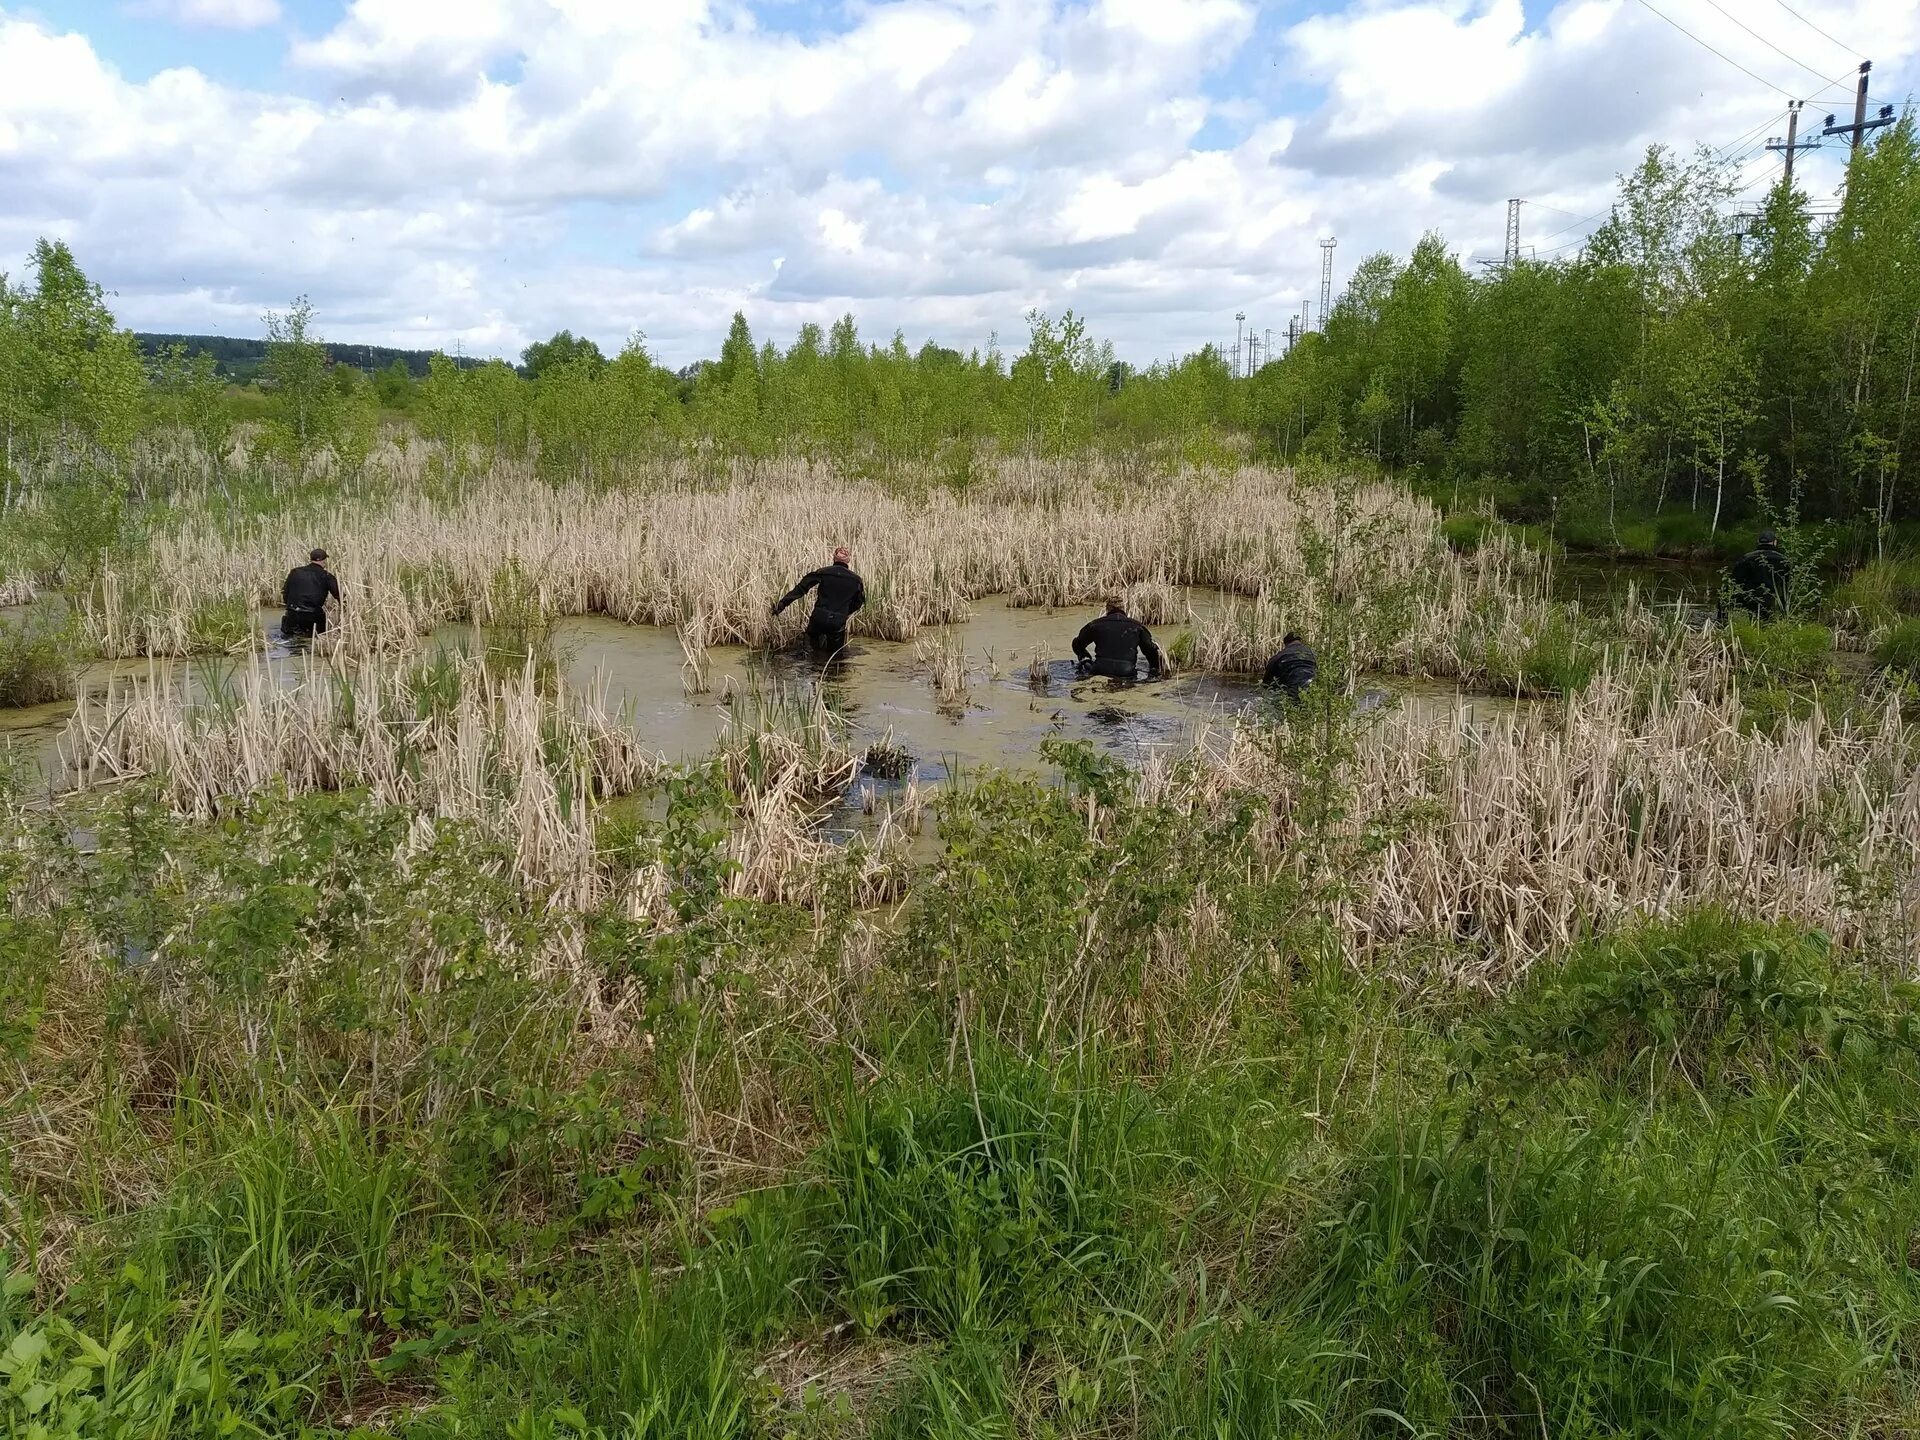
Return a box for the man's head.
[1283,632,1302,647]
[1105,596,1125,614]
[310,547,329,566]
[1758,530,1779,549]
[832,546,852,565]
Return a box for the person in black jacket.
[1072,599,1162,680]
[1263,632,1317,701]
[1725,530,1792,620]
[281,548,341,639]
[773,546,866,654]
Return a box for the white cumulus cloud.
[128,0,282,29]
[2,0,1917,365]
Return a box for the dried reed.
[78,461,1515,681]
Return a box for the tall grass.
[66,461,1536,675]
[0,613,77,708]
[7,456,1919,1439]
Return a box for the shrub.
[0,613,76,708]
[1839,556,1920,631]
[1872,616,1920,676]
[1729,616,1831,682]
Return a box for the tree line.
[1251,121,1920,549]
[2,115,1915,542]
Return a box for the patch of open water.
[0,594,1521,791]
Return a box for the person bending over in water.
[773,546,866,654]
[1263,632,1317,702]
[1725,529,1792,621]
[1073,598,1162,681]
[282,547,341,639]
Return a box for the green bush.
[1479,610,1599,695]
[0,613,76,707]
[1873,617,1920,675]
[1729,616,1832,682]
[1836,555,1920,630]
[186,592,255,653]
[1441,513,1494,551]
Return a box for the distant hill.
[135,333,491,382]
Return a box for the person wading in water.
[1263,632,1317,702]
[281,548,342,640]
[1072,598,1163,681]
[1725,530,1792,620]
[773,546,866,655]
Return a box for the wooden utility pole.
[1823,61,1896,150]
[1766,101,1819,185]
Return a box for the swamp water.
[0,595,1521,792]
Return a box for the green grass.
[0,612,76,708]
[1874,617,1920,676]
[1838,554,1920,631]
[4,741,1920,1438]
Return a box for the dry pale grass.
[57,653,916,915]
[63,654,652,908]
[52,577,1915,983]
[1187,534,1560,681]
[78,461,1552,680]
[1144,656,1920,979]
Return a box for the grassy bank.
[4,452,1919,1437]
[4,756,1918,1438]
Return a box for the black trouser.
[805,610,849,654]
[282,606,327,639]
[1085,657,1140,680]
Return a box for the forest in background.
[3,123,1918,558]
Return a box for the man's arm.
[282,571,295,608]
[325,571,342,604]
[772,570,821,615]
[1137,625,1163,678]
[848,574,866,615]
[1072,623,1095,662]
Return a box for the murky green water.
[1553,553,1718,613]
[557,598,1516,787]
[1,594,1519,790]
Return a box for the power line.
[1764,0,1866,61]
[1628,0,1798,98]
[1694,0,1843,90]
[1515,64,1857,261]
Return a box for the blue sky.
[3,0,1915,365]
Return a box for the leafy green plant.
[1871,616,1920,675]
[0,612,75,707]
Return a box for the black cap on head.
[1757,530,1779,547]
[1283,632,1302,646]
[310,547,328,562]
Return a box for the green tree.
[147,342,233,475]
[4,240,145,478]
[521,330,606,380]
[263,296,332,459]
[373,359,415,412]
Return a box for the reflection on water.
[558,599,1522,786]
[1552,553,1719,614]
[1,594,1525,790]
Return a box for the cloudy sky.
[2,0,1916,366]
